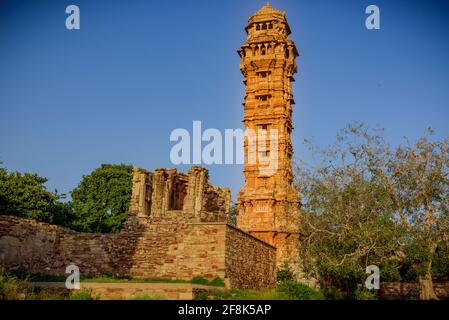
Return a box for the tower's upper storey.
[241,3,298,53]
[238,3,298,76]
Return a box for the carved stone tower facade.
[237,4,301,271]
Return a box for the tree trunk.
[418,261,438,300]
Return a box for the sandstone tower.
[237,4,301,271]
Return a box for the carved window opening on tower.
[258,95,270,102]
[257,71,271,81]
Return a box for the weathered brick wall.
[0,215,116,275]
[0,216,276,289]
[225,225,277,289]
[380,281,449,300]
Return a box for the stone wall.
[0,215,116,276]
[225,225,277,289]
[0,216,276,289]
[380,281,449,300]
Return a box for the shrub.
[0,268,27,300]
[352,285,377,300]
[278,281,325,300]
[276,265,294,283]
[68,288,98,300]
[322,286,344,300]
[191,276,210,285]
[209,277,225,287]
[208,289,289,300]
[191,276,226,287]
[194,292,208,300]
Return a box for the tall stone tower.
[237,4,300,271]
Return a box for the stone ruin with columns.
[129,166,231,224]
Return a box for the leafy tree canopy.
[0,165,58,223]
[70,164,133,233]
[295,123,449,299]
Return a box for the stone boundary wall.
[380,281,449,300]
[0,215,276,289]
[0,215,116,276]
[225,224,277,289]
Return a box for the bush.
[69,289,98,300]
[278,281,325,300]
[352,285,377,300]
[191,276,225,287]
[208,289,288,300]
[322,286,344,300]
[0,269,27,300]
[191,276,210,285]
[209,277,225,287]
[276,265,294,283]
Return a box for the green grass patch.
[198,281,325,300]
[191,276,225,287]
[68,288,99,300]
[277,281,325,300]
[200,289,289,300]
[11,271,226,287]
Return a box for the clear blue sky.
[0,0,448,200]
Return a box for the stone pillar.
[129,168,153,218]
[183,166,208,217]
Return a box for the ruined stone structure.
[129,166,230,223]
[237,4,301,271]
[0,167,276,290]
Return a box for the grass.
[200,289,289,300]
[3,268,324,301]
[68,288,99,300]
[196,281,325,300]
[13,272,226,287]
[0,268,28,300]
[191,276,225,287]
[0,268,99,300]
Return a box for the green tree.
[295,124,449,299]
[379,130,449,299]
[0,166,58,223]
[70,164,133,233]
[295,124,402,294]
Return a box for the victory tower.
[237,4,300,270]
